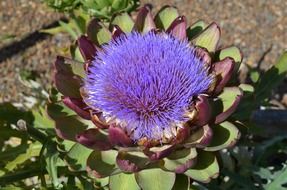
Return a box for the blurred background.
[0,0,286,106]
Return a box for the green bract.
[50,5,247,189]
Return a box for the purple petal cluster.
[84,32,212,141]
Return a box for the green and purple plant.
[50,5,245,188]
[1,3,287,190]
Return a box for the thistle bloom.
[84,32,212,141]
[51,5,245,187]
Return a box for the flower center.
[84,32,211,141]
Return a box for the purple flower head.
[84,32,212,141]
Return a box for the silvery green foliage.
[43,0,140,19]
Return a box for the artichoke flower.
[51,5,244,188]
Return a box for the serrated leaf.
[1,143,41,175]
[32,107,54,130]
[255,51,287,102]
[45,141,63,189]
[46,102,76,119]
[135,169,176,190]
[255,166,287,190]
[65,143,93,171]
[0,103,34,127]
[109,173,140,190]
[56,138,75,153]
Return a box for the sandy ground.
[0,0,286,105]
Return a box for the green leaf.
[94,0,111,8]
[109,173,140,190]
[0,34,15,41]
[154,6,179,30]
[111,13,134,33]
[0,167,42,186]
[223,168,256,190]
[261,165,287,190]
[205,121,240,151]
[87,19,111,45]
[184,150,219,183]
[111,0,128,10]
[136,169,175,190]
[46,102,75,119]
[192,22,220,52]
[0,186,24,190]
[71,14,87,35]
[54,116,89,141]
[70,45,85,62]
[87,150,121,178]
[58,20,78,40]
[40,26,65,35]
[32,107,54,130]
[255,51,287,102]
[56,138,75,153]
[47,102,90,141]
[94,177,109,189]
[172,174,190,190]
[44,141,63,189]
[65,143,93,171]
[66,58,86,78]
[250,69,260,83]
[1,143,42,175]
[239,84,254,93]
[0,103,34,127]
